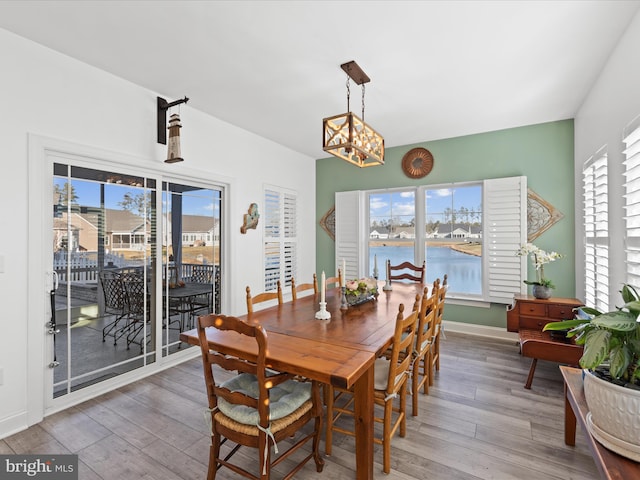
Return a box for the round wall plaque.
[401,148,434,179]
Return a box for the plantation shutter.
[624,122,640,287]
[283,192,297,287]
[584,151,609,312]
[335,190,365,279]
[483,176,527,304]
[264,187,297,291]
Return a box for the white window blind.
[624,124,640,287]
[335,190,365,279]
[483,176,528,304]
[264,187,297,291]
[583,151,609,312]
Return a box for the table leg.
[564,381,576,446]
[353,364,374,480]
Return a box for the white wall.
[574,9,640,304]
[0,28,316,437]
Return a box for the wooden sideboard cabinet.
[507,294,583,333]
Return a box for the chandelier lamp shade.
[323,61,384,167]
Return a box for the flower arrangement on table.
[515,243,563,294]
[344,277,379,306]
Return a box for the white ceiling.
[1,0,639,159]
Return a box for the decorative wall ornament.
[401,147,434,179]
[241,203,260,234]
[319,205,336,240]
[527,188,564,241]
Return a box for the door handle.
[48,361,60,368]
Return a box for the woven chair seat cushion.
[373,357,406,391]
[214,400,313,437]
[218,373,312,424]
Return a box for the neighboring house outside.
[432,223,482,239]
[169,214,219,247]
[369,226,390,239]
[394,227,415,239]
[55,208,219,252]
[102,209,150,250]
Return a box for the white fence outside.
[53,251,148,283]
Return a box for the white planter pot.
[583,369,640,461]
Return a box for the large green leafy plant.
[543,284,640,386]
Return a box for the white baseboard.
[0,411,28,441]
[443,320,519,343]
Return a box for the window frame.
[335,176,527,304]
[264,185,298,291]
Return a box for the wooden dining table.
[179,280,428,480]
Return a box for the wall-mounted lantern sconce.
[158,96,189,163]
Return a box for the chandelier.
[323,61,385,167]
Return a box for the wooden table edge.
[560,366,638,480]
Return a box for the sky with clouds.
[370,185,482,224]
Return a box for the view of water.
[369,245,482,294]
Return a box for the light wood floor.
[1,332,600,479]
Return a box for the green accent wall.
[316,120,575,328]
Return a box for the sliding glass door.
[52,164,157,398]
[50,164,224,399]
[161,181,222,356]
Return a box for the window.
[583,150,609,312]
[624,123,640,287]
[369,190,416,277]
[425,185,482,295]
[336,176,526,304]
[264,187,297,291]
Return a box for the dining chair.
[189,264,214,321]
[197,314,324,480]
[324,269,342,289]
[410,283,438,415]
[120,271,150,351]
[387,259,425,283]
[291,274,318,300]
[99,270,128,345]
[246,280,283,314]
[325,302,418,473]
[430,274,448,381]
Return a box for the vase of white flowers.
[515,243,563,299]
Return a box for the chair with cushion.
[430,274,448,381]
[245,280,283,314]
[410,283,438,415]
[387,259,425,283]
[291,274,318,300]
[197,314,324,480]
[325,303,418,473]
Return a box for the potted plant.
[543,284,640,461]
[515,243,563,299]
